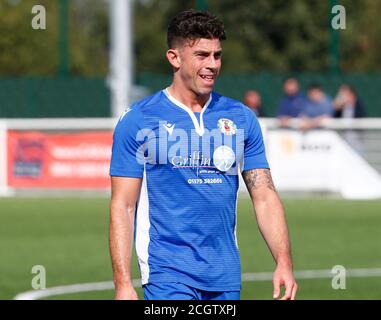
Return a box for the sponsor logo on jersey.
[217,118,237,135]
[171,151,216,176]
[213,145,236,172]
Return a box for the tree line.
[0,0,380,76]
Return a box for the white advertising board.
[266,130,381,199]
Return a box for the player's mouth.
[199,74,215,85]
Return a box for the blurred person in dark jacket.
[333,85,366,118]
[277,77,307,127]
[299,84,334,130]
[334,85,366,155]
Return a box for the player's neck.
[167,83,210,113]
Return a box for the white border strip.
[2,118,118,130]
[13,268,381,300]
[135,170,151,285]
[2,117,381,131]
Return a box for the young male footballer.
[109,10,297,300]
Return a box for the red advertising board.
[7,131,113,188]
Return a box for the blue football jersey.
[110,89,269,291]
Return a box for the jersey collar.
[163,89,212,136]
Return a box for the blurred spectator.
[244,90,264,117]
[334,85,366,155]
[300,84,334,130]
[333,85,366,118]
[277,77,307,127]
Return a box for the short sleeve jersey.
[110,89,269,291]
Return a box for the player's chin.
[195,89,213,98]
[196,84,214,96]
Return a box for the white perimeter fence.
[0,118,380,199]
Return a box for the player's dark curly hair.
[167,10,226,48]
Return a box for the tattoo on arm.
[242,169,277,193]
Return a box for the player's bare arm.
[109,176,142,300]
[242,168,298,300]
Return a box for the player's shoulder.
[212,91,244,108]
[129,90,164,112]
[212,91,257,123]
[117,90,164,123]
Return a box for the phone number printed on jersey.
[187,178,223,184]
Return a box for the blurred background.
[1,0,381,117]
[0,0,381,300]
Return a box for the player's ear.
[166,48,181,69]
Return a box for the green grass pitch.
[0,196,381,300]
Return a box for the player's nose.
[206,56,219,70]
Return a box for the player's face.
[177,38,222,97]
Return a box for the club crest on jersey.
[217,118,237,135]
